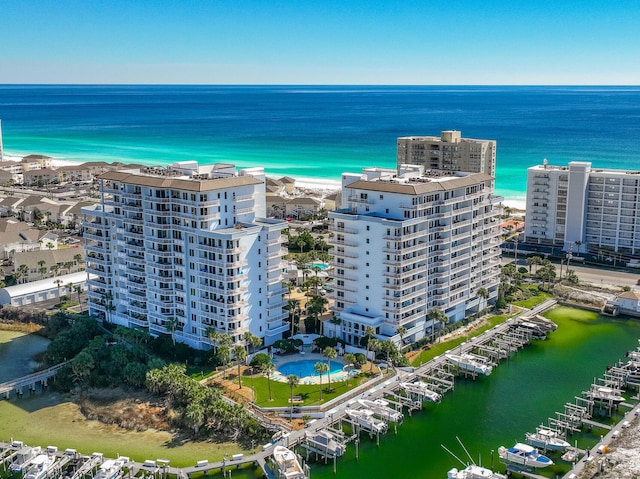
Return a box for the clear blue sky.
[2,0,639,84]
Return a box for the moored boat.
[445,353,492,376]
[345,408,388,434]
[447,464,507,479]
[584,386,625,404]
[272,445,305,479]
[304,430,346,457]
[23,454,56,479]
[93,456,129,479]
[525,427,570,451]
[498,443,553,468]
[9,445,42,473]
[358,398,404,422]
[399,381,442,403]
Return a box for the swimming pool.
[309,263,330,270]
[277,359,343,378]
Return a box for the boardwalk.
[0,361,70,398]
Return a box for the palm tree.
[368,338,381,371]
[477,287,489,312]
[314,362,329,400]
[322,346,337,391]
[243,331,262,355]
[395,326,407,348]
[74,253,83,265]
[37,259,47,278]
[284,299,300,335]
[54,279,64,298]
[363,326,376,371]
[165,317,179,345]
[428,308,448,342]
[73,285,83,308]
[232,344,248,389]
[263,362,276,402]
[287,375,299,419]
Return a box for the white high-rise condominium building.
[525,161,640,257]
[82,162,289,350]
[326,165,502,347]
[397,130,497,178]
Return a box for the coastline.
[4,151,527,210]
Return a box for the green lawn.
[410,314,511,367]
[241,372,373,408]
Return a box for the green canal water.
[310,307,640,479]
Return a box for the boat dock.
[0,300,562,479]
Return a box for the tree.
[284,299,300,335]
[428,308,448,342]
[363,326,376,371]
[287,374,299,419]
[38,260,47,279]
[74,253,83,265]
[232,344,248,389]
[54,279,64,298]
[71,350,95,385]
[564,269,579,285]
[368,338,381,370]
[263,362,276,401]
[477,287,489,312]
[314,362,329,400]
[73,285,83,307]
[395,326,407,348]
[184,402,205,435]
[102,292,114,323]
[165,317,179,346]
[243,331,262,355]
[323,346,337,391]
[218,344,231,379]
[536,260,557,290]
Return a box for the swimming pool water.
[309,263,329,270]
[277,359,343,378]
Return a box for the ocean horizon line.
[2,83,639,88]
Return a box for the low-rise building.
[0,271,94,307]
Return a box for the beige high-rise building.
[397,130,496,178]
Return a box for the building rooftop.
[345,171,493,195]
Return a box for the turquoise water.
[310,263,330,270]
[2,85,640,205]
[278,359,344,378]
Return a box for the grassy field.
[0,393,254,468]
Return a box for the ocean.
[1,85,640,207]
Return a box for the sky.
[2,0,639,85]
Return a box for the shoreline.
[3,150,528,210]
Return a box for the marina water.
[309,308,640,479]
[2,85,640,206]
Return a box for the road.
[501,257,640,290]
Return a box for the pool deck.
[272,352,357,385]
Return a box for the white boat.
[345,408,388,434]
[93,456,129,479]
[304,430,346,457]
[584,386,625,404]
[498,443,553,468]
[24,454,56,479]
[9,445,42,473]
[272,445,305,479]
[525,427,570,451]
[399,381,442,403]
[445,353,492,376]
[358,398,404,422]
[447,464,507,479]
